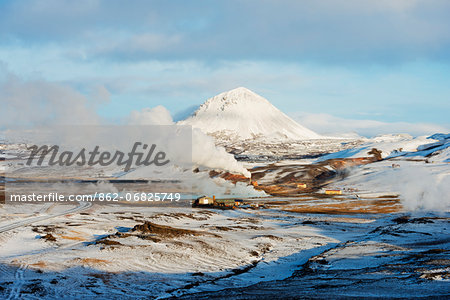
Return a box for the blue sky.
[0,0,449,136]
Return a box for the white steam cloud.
[191,173,266,198]
[128,106,251,177]
[191,128,251,177]
[393,165,450,211]
[352,163,450,212]
[128,105,173,125]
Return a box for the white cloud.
[3,0,449,63]
[0,70,103,128]
[291,112,449,137]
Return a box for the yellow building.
[197,196,214,205]
[325,190,342,195]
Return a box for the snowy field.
[0,132,449,298]
[0,201,448,298]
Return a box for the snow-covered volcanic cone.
[179,87,321,141]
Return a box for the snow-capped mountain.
[179,87,321,141]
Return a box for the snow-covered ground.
[1,131,449,298]
[0,202,448,298]
[187,212,450,299]
[0,203,337,298]
[318,133,450,162]
[1,125,449,298]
